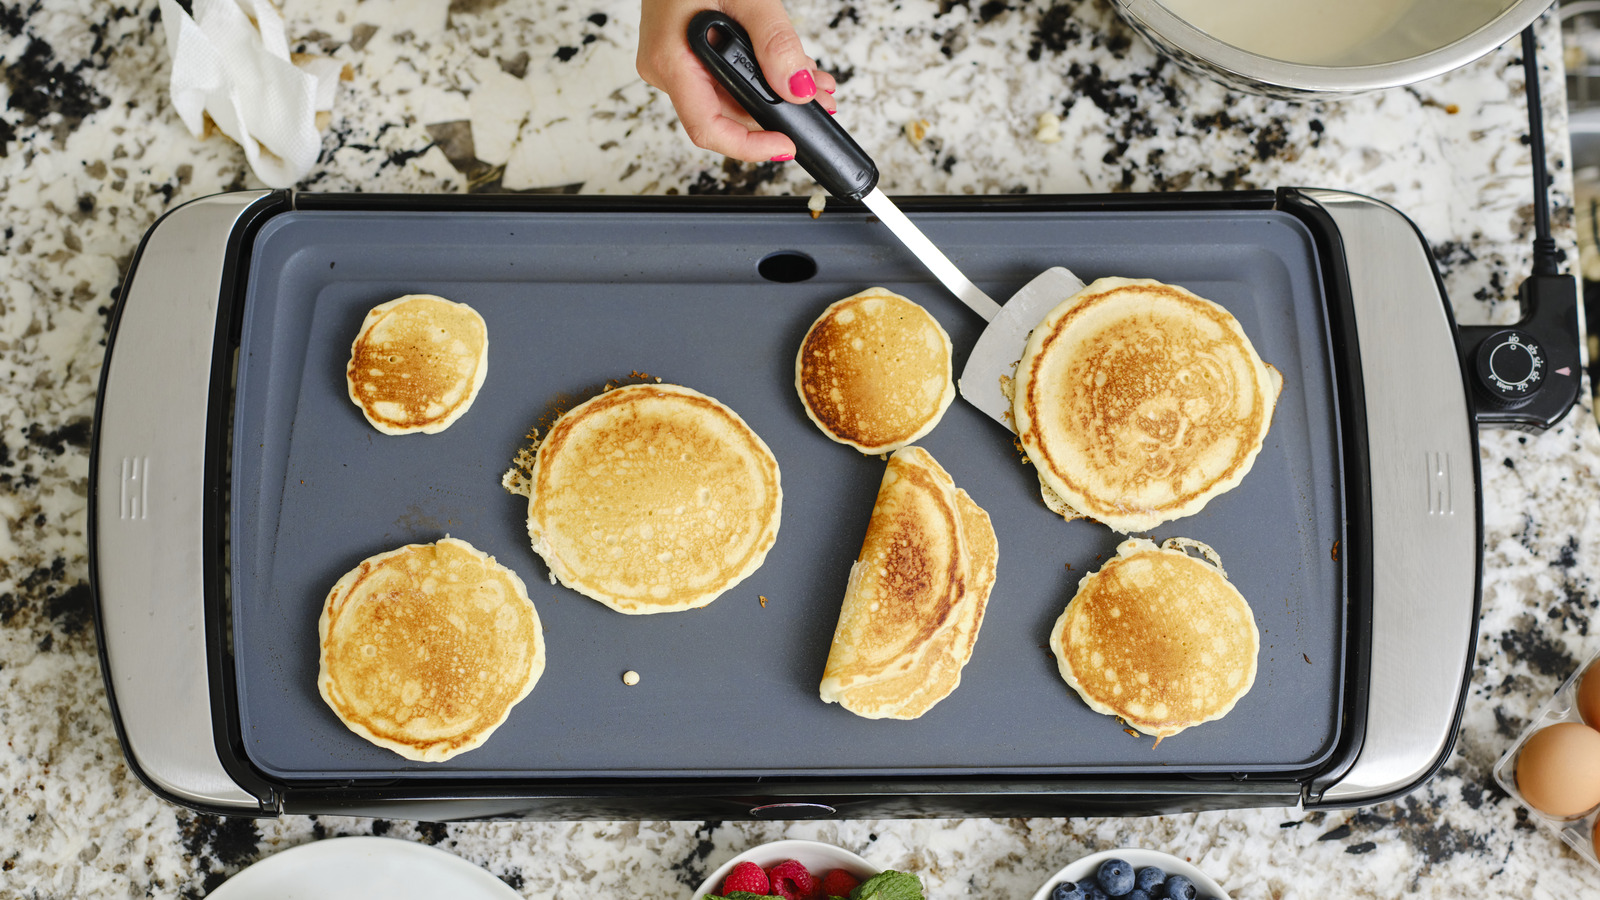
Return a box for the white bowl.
[1112,0,1551,97]
[692,839,880,900]
[1030,849,1231,900]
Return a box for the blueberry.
[1084,885,1110,900]
[1097,859,1135,897]
[1051,882,1087,900]
[1163,874,1197,900]
[1127,891,1154,900]
[1135,867,1166,893]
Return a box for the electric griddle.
[89,188,1501,819]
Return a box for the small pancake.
[317,537,543,762]
[819,446,997,719]
[1050,537,1258,743]
[796,287,956,454]
[1013,277,1281,533]
[347,293,488,434]
[526,383,782,614]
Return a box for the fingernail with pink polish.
[770,153,795,162]
[789,69,817,99]
[827,107,836,115]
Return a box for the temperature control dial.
[1473,329,1547,407]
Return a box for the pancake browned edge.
[346,293,489,435]
[1050,537,1258,745]
[525,383,782,614]
[819,446,997,719]
[796,287,956,454]
[317,537,544,763]
[1012,276,1281,533]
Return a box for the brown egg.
[1577,660,1600,729]
[1516,722,1600,818]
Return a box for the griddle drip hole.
[758,250,818,283]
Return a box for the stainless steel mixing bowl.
[1113,0,1554,97]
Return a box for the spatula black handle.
[687,10,879,201]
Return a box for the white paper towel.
[159,0,343,187]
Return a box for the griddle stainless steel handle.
[91,191,279,814]
[1292,189,1480,808]
[686,9,877,200]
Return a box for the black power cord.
[1522,25,1563,278]
[1455,22,1582,429]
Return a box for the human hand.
[638,0,837,162]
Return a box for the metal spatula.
[687,10,1085,430]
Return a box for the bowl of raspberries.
[693,839,924,900]
[1030,849,1230,900]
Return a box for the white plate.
[1030,849,1231,900]
[692,839,880,899]
[205,836,520,900]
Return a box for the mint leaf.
[850,870,924,900]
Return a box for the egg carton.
[1492,648,1600,872]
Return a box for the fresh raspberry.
[766,859,818,900]
[721,861,770,896]
[821,869,861,898]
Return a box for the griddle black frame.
[175,189,1373,819]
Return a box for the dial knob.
[1473,329,1547,407]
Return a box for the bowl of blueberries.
[1030,849,1230,900]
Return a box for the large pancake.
[1050,537,1258,743]
[819,446,997,719]
[796,287,956,454]
[347,293,489,435]
[1013,277,1281,533]
[526,383,782,614]
[317,537,544,762]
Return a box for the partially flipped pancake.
[1013,277,1281,533]
[797,287,956,454]
[317,537,543,762]
[526,383,782,614]
[819,446,996,719]
[347,294,488,435]
[1050,537,1258,743]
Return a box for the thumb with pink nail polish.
[734,0,821,103]
[637,0,836,162]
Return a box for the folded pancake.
[796,287,956,454]
[1012,277,1281,533]
[1050,537,1258,743]
[317,537,544,762]
[819,446,997,719]
[347,293,489,435]
[526,383,782,614]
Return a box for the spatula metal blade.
[957,266,1087,430]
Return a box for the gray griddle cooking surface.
[230,206,1344,782]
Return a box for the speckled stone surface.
[5,0,1600,897]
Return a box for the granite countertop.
[6,0,1600,896]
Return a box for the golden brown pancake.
[1013,277,1281,533]
[819,446,997,719]
[525,383,782,614]
[796,287,956,454]
[1050,537,1258,743]
[317,537,544,762]
[347,294,488,435]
